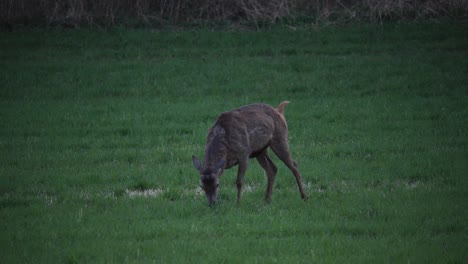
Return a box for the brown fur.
[192,101,308,206]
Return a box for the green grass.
[1,23,467,263]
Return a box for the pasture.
[1,23,467,263]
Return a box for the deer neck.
[203,126,227,172]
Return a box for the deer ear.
[215,159,225,173]
[192,156,203,173]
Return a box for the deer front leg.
[236,158,248,204]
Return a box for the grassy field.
[1,23,467,263]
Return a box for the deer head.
[192,156,225,206]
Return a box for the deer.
[192,101,308,206]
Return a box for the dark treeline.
[1,0,467,28]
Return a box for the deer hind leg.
[270,138,308,200]
[256,150,277,203]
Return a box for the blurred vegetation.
[1,0,468,29]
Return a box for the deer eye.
[216,184,219,187]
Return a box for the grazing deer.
[192,101,308,206]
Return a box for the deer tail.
[276,101,290,115]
